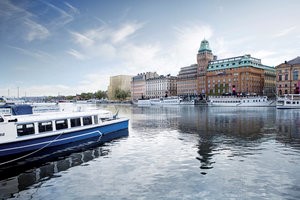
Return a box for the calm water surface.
[1,104,300,199]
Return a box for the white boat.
[137,96,195,106]
[276,94,300,109]
[0,105,129,159]
[137,99,151,105]
[207,95,275,107]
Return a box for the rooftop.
[207,54,274,71]
[198,39,212,53]
[287,56,300,65]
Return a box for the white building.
[146,74,177,98]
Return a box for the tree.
[94,90,107,99]
[114,88,130,100]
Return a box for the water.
[1,105,300,199]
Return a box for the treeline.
[45,90,108,101]
[45,89,130,102]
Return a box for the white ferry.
[137,96,194,105]
[207,95,275,107]
[276,94,300,109]
[0,105,129,158]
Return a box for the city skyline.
[1,0,300,97]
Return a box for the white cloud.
[66,49,86,60]
[70,31,95,47]
[8,45,54,60]
[64,2,80,15]
[273,26,296,38]
[0,0,79,43]
[67,22,144,61]
[24,19,50,41]
[112,22,144,44]
[67,22,215,77]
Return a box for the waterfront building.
[146,74,177,98]
[276,57,300,95]
[177,64,198,97]
[107,75,133,100]
[195,39,275,96]
[206,54,275,96]
[131,72,159,100]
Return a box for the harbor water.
[1,104,300,199]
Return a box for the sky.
[1,0,300,97]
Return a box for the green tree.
[114,88,130,100]
[94,90,107,99]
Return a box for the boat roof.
[3,109,112,123]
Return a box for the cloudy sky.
[1,0,300,97]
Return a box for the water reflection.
[0,129,128,199]
[276,109,300,149]
[129,105,279,173]
[177,107,276,173]
[0,146,109,199]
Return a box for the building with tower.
[195,39,275,96]
[196,39,215,95]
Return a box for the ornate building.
[131,72,177,100]
[131,72,159,100]
[195,39,275,96]
[276,57,300,95]
[146,74,177,98]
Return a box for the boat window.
[83,116,92,125]
[94,115,98,124]
[56,119,68,130]
[17,123,35,136]
[38,121,53,133]
[71,118,81,127]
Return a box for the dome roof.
[198,39,212,53]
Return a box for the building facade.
[177,64,198,97]
[146,75,177,98]
[195,39,275,96]
[276,57,300,95]
[131,72,159,100]
[107,75,133,100]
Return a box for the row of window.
[213,99,266,103]
[17,116,98,137]
[209,61,259,69]
[278,71,298,81]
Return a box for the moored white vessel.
[207,95,275,107]
[276,94,300,109]
[137,96,194,105]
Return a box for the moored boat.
[137,96,195,105]
[207,95,275,107]
[276,94,300,109]
[0,106,129,159]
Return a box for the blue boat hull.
[0,119,129,158]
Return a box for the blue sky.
[1,0,300,97]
